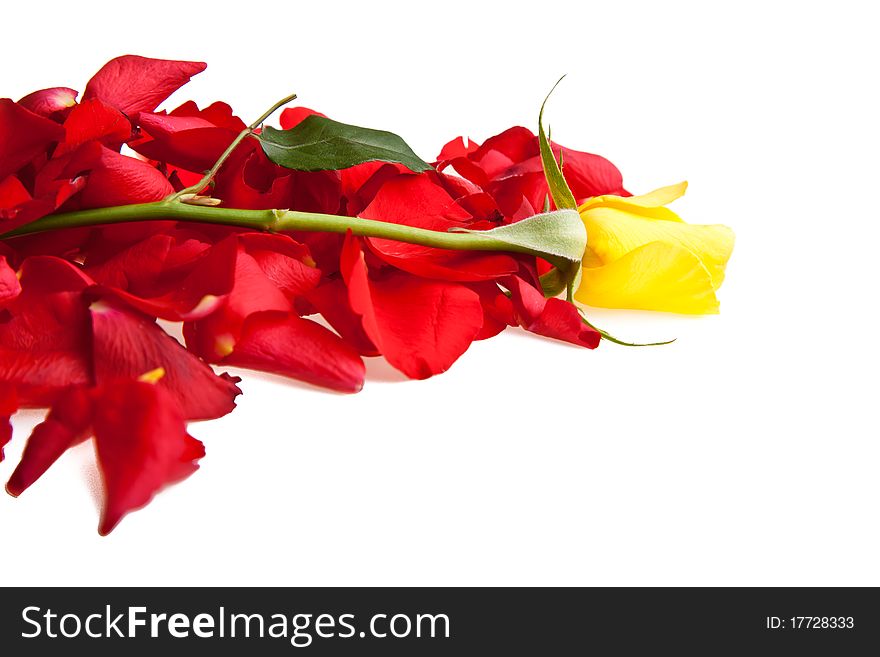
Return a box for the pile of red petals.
[1,56,628,533]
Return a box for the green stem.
[167,92,298,201]
[2,202,549,259]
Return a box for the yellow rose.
[575,182,734,314]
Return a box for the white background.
[2,0,878,586]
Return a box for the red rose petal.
[505,276,600,349]
[92,380,204,535]
[83,55,206,117]
[17,87,78,119]
[219,311,365,393]
[342,234,484,379]
[5,386,93,495]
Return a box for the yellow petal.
[627,181,688,207]
[582,206,734,289]
[580,182,688,222]
[575,241,720,314]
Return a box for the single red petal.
[369,273,484,379]
[219,311,365,393]
[64,142,173,208]
[91,380,204,535]
[89,297,241,421]
[17,87,78,119]
[83,55,206,117]
[5,386,93,495]
[279,106,327,129]
[341,234,484,379]
[0,99,66,180]
[504,276,601,349]
[55,98,131,157]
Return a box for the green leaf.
[538,77,578,211]
[258,115,432,173]
[450,208,586,264]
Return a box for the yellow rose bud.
[575,182,735,314]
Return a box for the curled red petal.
[5,386,93,495]
[91,380,204,535]
[504,276,600,349]
[0,99,66,180]
[17,87,78,119]
[89,297,241,421]
[83,55,206,117]
[219,311,365,393]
